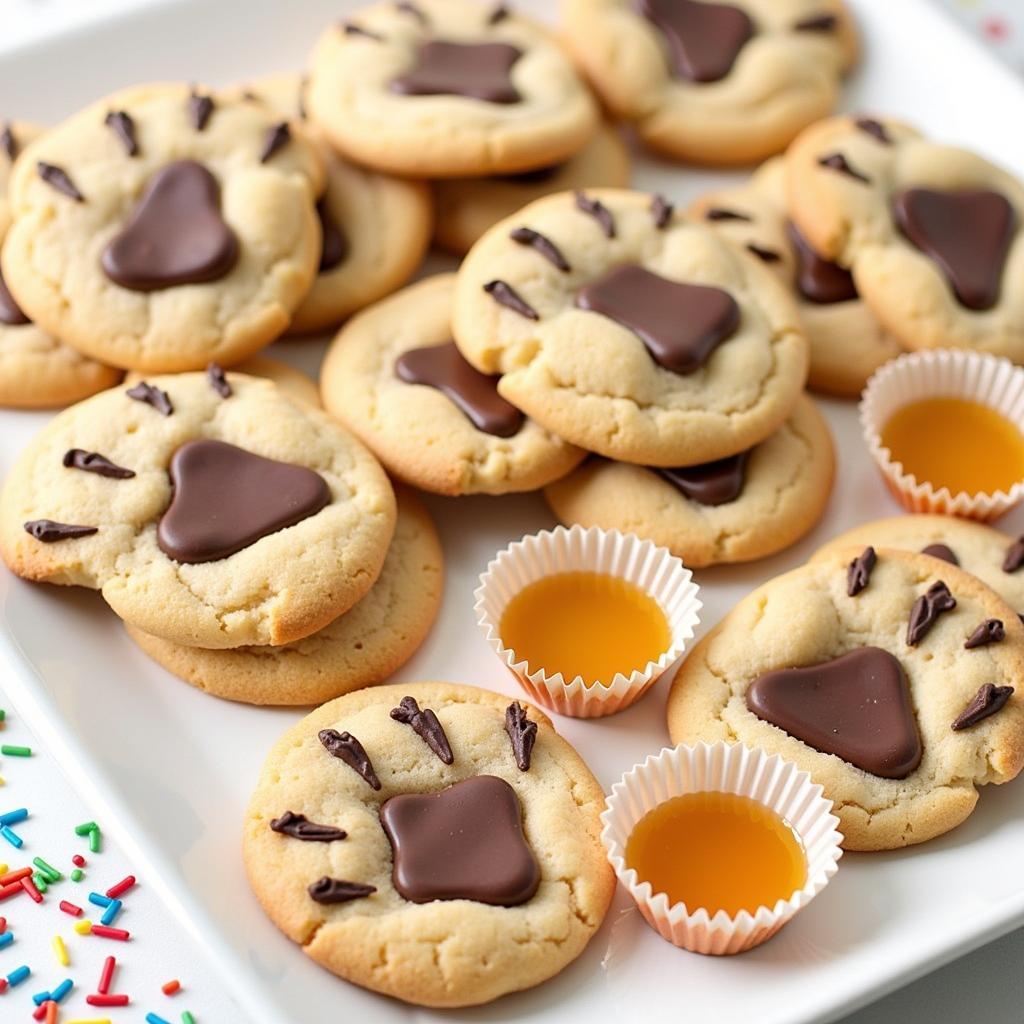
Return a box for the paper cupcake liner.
[602,742,843,955]
[474,525,701,718]
[860,349,1024,521]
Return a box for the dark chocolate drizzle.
[575,191,615,237]
[207,362,232,398]
[391,41,523,104]
[920,542,958,566]
[651,194,674,230]
[488,3,510,24]
[188,90,214,131]
[259,122,291,163]
[1004,536,1024,573]
[786,221,858,304]
[817,153,870,184]
[308,877,376,904]
[505,701,537,771]
[390,696,454,764]
[747,243,782,264]
[0,267,30,326]
[747,647,923,779]
[705,207,751,222]
[24,520,98,543]
[380,776,540,906]
[395,0,428,24]
[0,123,16,161]
[510,227,571,271]
[319,729,382,790]
[638,0,754,83]
[62,449,135,480]
[907,580,956,646]
[794,13,837,31]
[484,280,539,320]
[951,683,1014,731]
[343,22,384,41]
[847,546,877,596]
[855,117,892,144]
[576,264,740,374]
[37,162,84,202]
[157,440,330,564]
[893,188,1016,312]
[126,381,173,416]
[965,619,1005,650]
[270,811,347,842]
[395,341,524,437]
[104,111,139,156]
[658,450,749,505]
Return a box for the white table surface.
[3,2,1024,1022]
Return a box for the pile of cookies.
[2,0,1024,1012]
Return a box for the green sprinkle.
[0,709,6,722]
[32,857,61,882]
[70,869,83,882]
[182,1013,196,1024]
[32,872,48,892]
[88,828,102,853]
[0,745,31,757]
[74,821,98,836]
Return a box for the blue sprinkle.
[88,891,113,908]
[0,808,27,827]
[0,825,22,849]
[100,898,123,926]
[0,931,12,950]
[145,1014,173,1024]
[32,989,51,1006]
[51,977,73,1002]
[7,964,31,986]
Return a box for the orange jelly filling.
[624,791,807,917]
[881,397,1024,497]
[498,571,670,685]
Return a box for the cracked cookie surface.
[240,73,432,333]
[0,371,395,649]
[453,188,808,466]
[560,0,857,165]
[691,156,904,397]
[125,490,441,704]
[786,114,1024,361]
[667,549,1024,850]
[545,394,834,567]
[813,514,1024,617]
[322,274,586,495]
[244,681,614,1007]
[0,121,122,408]
[1,83,325,373]
[307,0,599,178]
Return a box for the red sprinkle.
[21,875,43,903]
[105,875,136,899]
[87,993,130,1007]
[32,1003,46,1021]
[97,955,116,994]
[0,881,21,901]
[0,867,32,885]
[0,977,7,993]
[72,854,86,868]
[0,916,5,933]
[59,900,83,917]
[162,979,181,996]
[91,924,130,941]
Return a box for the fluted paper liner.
[474,525,701,718]
[860,349,1024,521]
[602,742,843,955]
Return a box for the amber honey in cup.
[880,397,1024,497]
[498,571,671,685]
[624,791,808,918]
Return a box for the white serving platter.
[2,1,1024,1021]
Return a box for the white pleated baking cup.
[474,525,702,718]
[860,349,1024,521]
[601,742,844,956]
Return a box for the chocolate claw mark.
[390,696,454,764]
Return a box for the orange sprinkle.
[161,979,181,996]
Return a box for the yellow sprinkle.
[0,776,6,785]
[53,934,69,966]
[66,1020,112,1024]
[0,864,7,875]
[73,919,92,935]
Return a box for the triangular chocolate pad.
[380,776,540,906]
[746,647,922,779]
[638,0,754,83]
[102,160,239,291]
[157,439,330,564]
[893,188,1016,311]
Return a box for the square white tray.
[2,1,1024,1021]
